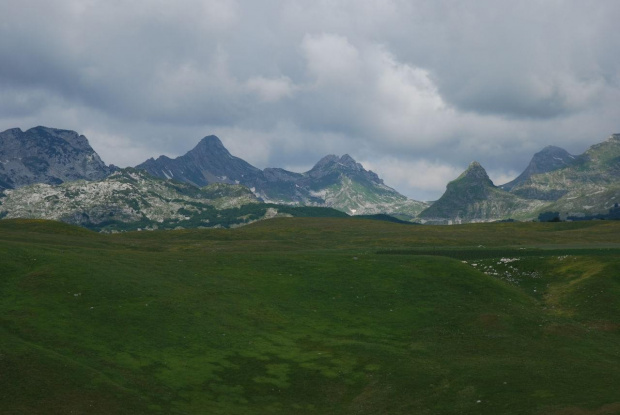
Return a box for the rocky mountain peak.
[189,135,233,158]
[527,145,574,171]
[306,153,382,184]
[135,134,261,187]
[0,128,23,139]
[0,126,112,190]
[310,154,364,173]
[196,135,225,149]
[339,154,361,170]
[310,155,340,171]
[501,145,574,192]
[417,161,532,222]
[457,161,493,183]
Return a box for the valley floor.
[1,218,619,414]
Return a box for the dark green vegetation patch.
[1,219,620,414]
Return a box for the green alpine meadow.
[2,218,619,414]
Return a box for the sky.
[1,0,619,200]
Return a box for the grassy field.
[1,218,620,414]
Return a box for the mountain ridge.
[135,136,427,216]
[2,126,620,225]
[501,145,576,194]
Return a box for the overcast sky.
[1,0,619,200]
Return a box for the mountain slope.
[0,168,259,231]
[511,134,620,216]
[0,126,112,190]
[418,162,544,223]
[2,219,620,414]
[136,135,262,187]
[298,154,428,216]
[136,137,427,216]
[500,145,576,198]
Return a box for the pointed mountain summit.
[418,162,495,220]
[306,154,382,183]
[418,162,541,223]
[0,126,112,190]
[297,154,426,216]
[457,161,494,184]
[501,146,575,190]
[136,135,262,187]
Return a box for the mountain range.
[420,134,620,223]
[136,135,427,217]
[1,126,619,228]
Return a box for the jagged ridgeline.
[2,126,620,226]
[136,135,428,217]
[0,127,426,229]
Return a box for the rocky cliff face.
[0,126,112,190]
[136,137,427,216]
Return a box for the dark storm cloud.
[1,0,619,199]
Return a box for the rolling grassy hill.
[1,219,620,414]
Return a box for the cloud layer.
[1,0,619,199]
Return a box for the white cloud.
[487,169,519,187]
[246,76,296,102]
[301,34,361,87]
[360,157,463,200]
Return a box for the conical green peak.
[455,161,491,182]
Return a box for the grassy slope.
[1,219,620,414]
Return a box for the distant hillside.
[500,145,576,198]
[0,168,259,231]
[0,126,112,190]
[510,134,620,217]
[0,168,351,231]
[418,134,620,223]
[418,162,544,223]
